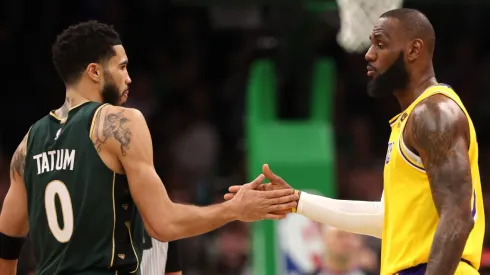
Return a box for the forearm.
[128,172,237,242]
[162,201,237,242]
[425,213,474,274]
[0,259,17,275]
[297,192,384,238]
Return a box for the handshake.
[223,164,300,222]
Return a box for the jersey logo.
[55,128,62,140]
[385,142,394,164]
[400,113,408,122]
[397,113,408,128]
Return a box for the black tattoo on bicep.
[410,96,473,275]
[94,108,132,156]
[411,96,472,213]
[10,134,28,178]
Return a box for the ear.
[86,63,102,83]
[407,39,423,62]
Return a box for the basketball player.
[0,21,299,274]
[225,8,484,275]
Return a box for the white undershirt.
[297,191,384,238]
[141,238,169,275]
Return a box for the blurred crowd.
[2,1,490,274]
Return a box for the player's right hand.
[229,174,298,222]
[224,164,294,200]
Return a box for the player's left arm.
[407,95,474,275]
[0,133,30,275]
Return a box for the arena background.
[2,0,490,274]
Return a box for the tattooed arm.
[0,133,30,274]
[406,95,474,275]
[94,105,297,242]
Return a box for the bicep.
[125,159,172,234]
[425,141,472,214]
[409,97,472,214]
[0,139,29,237]
[100,106,173,233]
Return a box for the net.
[336,0,404,53]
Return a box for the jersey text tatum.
[33,149,75,175]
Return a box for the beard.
[367,52,409,98]
[101,72,124,106]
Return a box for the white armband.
[296,191,384,239]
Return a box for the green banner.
[246,59,336,274]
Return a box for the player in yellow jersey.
[225,8,485,275]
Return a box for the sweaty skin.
[405,94,474,275]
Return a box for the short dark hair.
[380,8,435,55]
[51,20,122,84]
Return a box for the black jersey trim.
[109,173,139,273]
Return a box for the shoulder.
[407,94,469,154]
[412,94,465,124]
[92,105,148,156]
[411,94,467,135]
[94,105,147,134]
[30,114,53,131]
[98,105,145,121]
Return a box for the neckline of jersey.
[388,83,446,125]
[49,101,93,123]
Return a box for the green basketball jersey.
[24,102,144,275]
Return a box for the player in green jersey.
[0,21,299,275]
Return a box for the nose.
[365,45,376,62]
[126,74,132,85]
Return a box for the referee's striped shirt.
[141,237,169,275]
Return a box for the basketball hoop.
[336,0,404,53]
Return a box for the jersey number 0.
[45,180,74,243]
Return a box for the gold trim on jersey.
[389,113,402,126]
[23,126,33,155]
[49,101,91,123]
[398,133,425,172]
[109,172,116,268]
[48,112,66,123]
[89,104,109,139]
[125,221,140,273]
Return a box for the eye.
[377,43,385,49]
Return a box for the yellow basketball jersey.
[381,84,485,275]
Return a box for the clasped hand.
[225,164,296,222]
